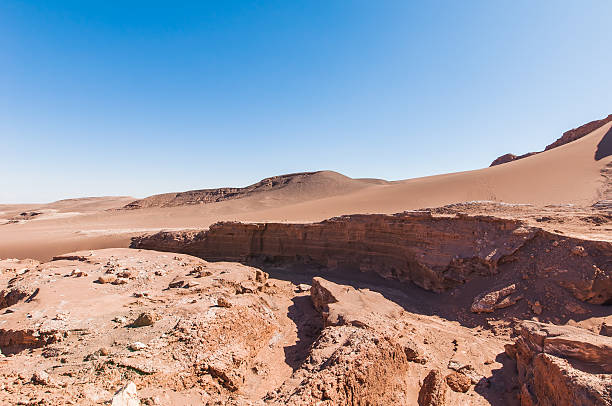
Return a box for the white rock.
[31,370,50,385]
[128,342,147,351]
[296,283,311,293]
[111,381,140,406]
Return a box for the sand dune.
[1,121,610,261]
[122,171,382,209]
[247,121,612,221]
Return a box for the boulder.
[471,284,522,313]
[445,371,471,393]
[131,312,159,328]
[31,370,50,385]
[97,274,117,284]
[418,369,447,406]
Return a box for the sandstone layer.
[131,211,612,305]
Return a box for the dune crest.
[121,170,383,209]
[491,113,612,166]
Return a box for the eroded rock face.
[131,212,612,303]
[268,278,422,405]
[506,321,612,406]
[269,325,415,405]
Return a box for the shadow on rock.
[282,295,323,371]
[475,351,520,406]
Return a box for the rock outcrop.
[506,321,612,406]
[545,114,612,151]
[490,114,612,166]
[268,278,422,405]
[131,212,612,303]
[490,152,538,166]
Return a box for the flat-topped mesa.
[490,114,612,166]
[131,212,612,302]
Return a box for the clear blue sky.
[2,1,611,203]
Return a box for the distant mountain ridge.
[122,170,384,209]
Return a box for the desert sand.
[0,117,611,405]
[1,120,610,262]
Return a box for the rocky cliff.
[131,211,612,304]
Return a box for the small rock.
[445,371,471,393]
[99,347,111,356]
[113,316,128,324]
[53,312,70,321]
[112,277,129,285]
[296,283,311,293]
[70,269,88,277]
[600,322,612,337]
[98,274,117,284]
[404,341,425,363]
[131,312,159,327]
[448,360,465,371]
[217,297,232,308]
[84,352,101,361]
[418,369,447,406]
[117,270,134,278]
[531,301,543,315]
[31,370,50,385]
[128,342,147,351]
[168,279,186,289]
[112,381,140,406]
[255,270,268,283]
[571,245,587,256]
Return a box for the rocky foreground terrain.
[0,202,609,405]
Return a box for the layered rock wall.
[131,212,612,302]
